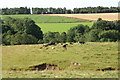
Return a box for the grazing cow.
[69,42,73,45]
[62,44,68,49]
[71,62,81,66]
[96,67,115,71]
[43,44,48,47]
[48,42,56,46]
[96,69,101,71]
[60,43,64,45]
[42,43,56,49]
[101,67,115,71]
[78,42,85,44]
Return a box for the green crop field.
[2,15,94,33]
[2,42,118,78]
[36,22,93,33]
[2,15,88,23]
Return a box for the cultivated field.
[36,22,93,33]
[2,42,118,78]
[47,13,118,21]
[2,15,88,23]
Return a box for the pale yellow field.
[46,13,119,21]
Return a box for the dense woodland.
[1,6,120,15]
[2,17,119,45]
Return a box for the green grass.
[2,15,88,23]
[3,71,118,78]
[36,22,93,33]
[2,42,118,78]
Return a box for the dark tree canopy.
[67,24,90,42]
[60,32,67,43]
[3,17,43,40]
[43,32,61,43]
[88,29,103,42]
[2,17,43,45]
[114,20,120,31]
[99,30,119,42]
[92,18,116,30]
[10,33,38,45]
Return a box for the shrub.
[67,24,90,42]
[10,33,38,45]
[99,30,119,42]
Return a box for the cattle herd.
[40,42,86,50]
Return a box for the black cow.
[101,67,115,71]
[62,44,68,49]
[79,42,85,44]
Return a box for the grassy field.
[3,71,118,78]
[2,15,88,23]
[47,13,118,21]
[2,42,118,78]
[2,14,119,78]
[36,22,93,33]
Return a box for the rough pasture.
[2,42,118,78]
[47,13,118,21]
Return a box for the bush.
[99,30,119,42]
[92,18,115,30]
[88,29,103,42]
[43,32,61,43]
[10,33,38,45]
[60,32,67,43]
[67,24,90,42]
[114,20,120,31]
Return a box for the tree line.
[2,6,120,15]
[2,17,119,45]
[2,7,31,15]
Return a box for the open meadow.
[2,42,118,78]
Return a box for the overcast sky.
[0,0,120,9]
